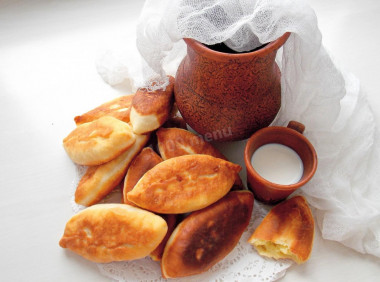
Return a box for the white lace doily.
[70,165,294,282]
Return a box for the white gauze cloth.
[97,0,380,259]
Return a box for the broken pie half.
[248,196,314,264]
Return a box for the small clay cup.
[244,121,317,204]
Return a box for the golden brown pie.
[59,204,168,263]
[122,147,163,206]
[63,116,136,166]
[121,147,179,261]
[130,76,174,134]
[75,134,150,206]
[248,196,314,264]
[156,127,244,190]
[127,154,241,214]
[161,191,254,278]
[74,95,133,125]
[150,213,179,262]
[157,127,226,160]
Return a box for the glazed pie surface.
[156,127,244,190]
[130,76,174,134]
[63,116,136,166]
[156,127,226,160]
[59,204,168,263]
[74,94,133,125]
[75,134,149,206]
[161,191,254,278]
[127,154,241,214]
[123,147,163,206]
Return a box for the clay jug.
[174,32,290,142]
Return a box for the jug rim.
[184,32,290,61]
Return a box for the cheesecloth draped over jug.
[97,0,380,261]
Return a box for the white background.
[0,0,379,281]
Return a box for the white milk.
[251,143,303,185]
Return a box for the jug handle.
[287,120,305,134]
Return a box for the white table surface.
[0,0,379,281]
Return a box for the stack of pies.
[59,76,314,278]
[59,76,255,278]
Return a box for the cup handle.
[287,121,305,134]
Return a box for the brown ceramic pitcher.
[174,33,291,141]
